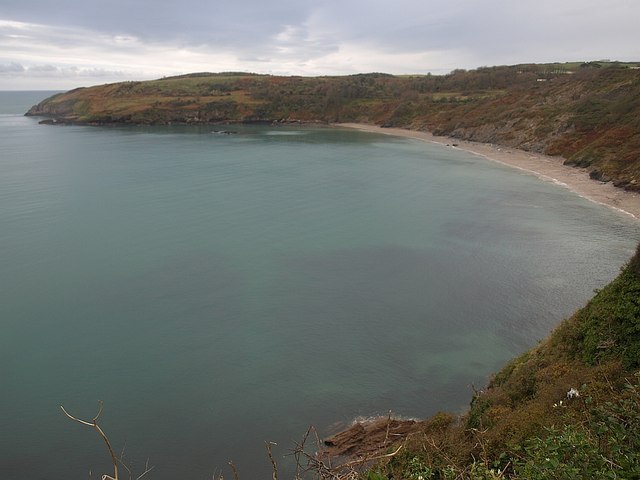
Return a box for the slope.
[322,243,640,479]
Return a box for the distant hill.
[26,62,640,190]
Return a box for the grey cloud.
[26,66,129,78]
[1,0,309,48]
[28,64,57,72]
[0,61,25,73]
[0,0,639,87]
[0,61,129,78]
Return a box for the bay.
[1,91,638,479]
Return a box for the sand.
[336,123,640,222]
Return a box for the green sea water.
[1,91,639,479]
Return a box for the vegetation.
[26,61,640,191]
[343,243,640,479]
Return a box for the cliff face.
[26,65,640,191]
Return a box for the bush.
[578,257,640,369]
[514,373,640,479]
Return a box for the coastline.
[336,123,640,222]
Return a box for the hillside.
[26,62,640,191]
[318,244,640,479]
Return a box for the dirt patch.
[322,417,423,459]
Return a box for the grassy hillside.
[26,62,640,191]
[320,244,640,479]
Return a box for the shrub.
[578,256,640,369]
[514,373,640,479]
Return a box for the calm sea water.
[1,91,638,479]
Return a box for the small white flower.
[567,388,580,399]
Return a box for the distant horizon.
[0,88,64,92]
[2,58,640,92]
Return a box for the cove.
[1,92,639,479]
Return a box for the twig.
[383,410,392,446]
[291,429,403,480]
[289,427,313,480]
[339,444,404,469]
[212,469,224,480]
[61,402,119,480]
[61,402,154,480]
[265,441,278,480]
[228,460,240,480]
[135,459,155,480]
[311,426,332,472]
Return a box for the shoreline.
[336,123,640,222]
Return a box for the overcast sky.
[1,0,639,89]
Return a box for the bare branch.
[134,459,155,480]
[383,411,392,446]
[93,401,105,423]
[294,424,405,480]
[265,441,278,480]
[61,403,119,480]
[212,468,224,480]
[340,443,403,469]
[61,405,96,428]
[228,460,240,480]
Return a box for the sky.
[1,0,639,90]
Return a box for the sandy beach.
[337,123,640,222]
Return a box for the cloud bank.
[1,0,639,89]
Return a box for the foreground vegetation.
[27,61,640,191]
[344,243,640,479]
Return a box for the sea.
[1,91,639,480]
